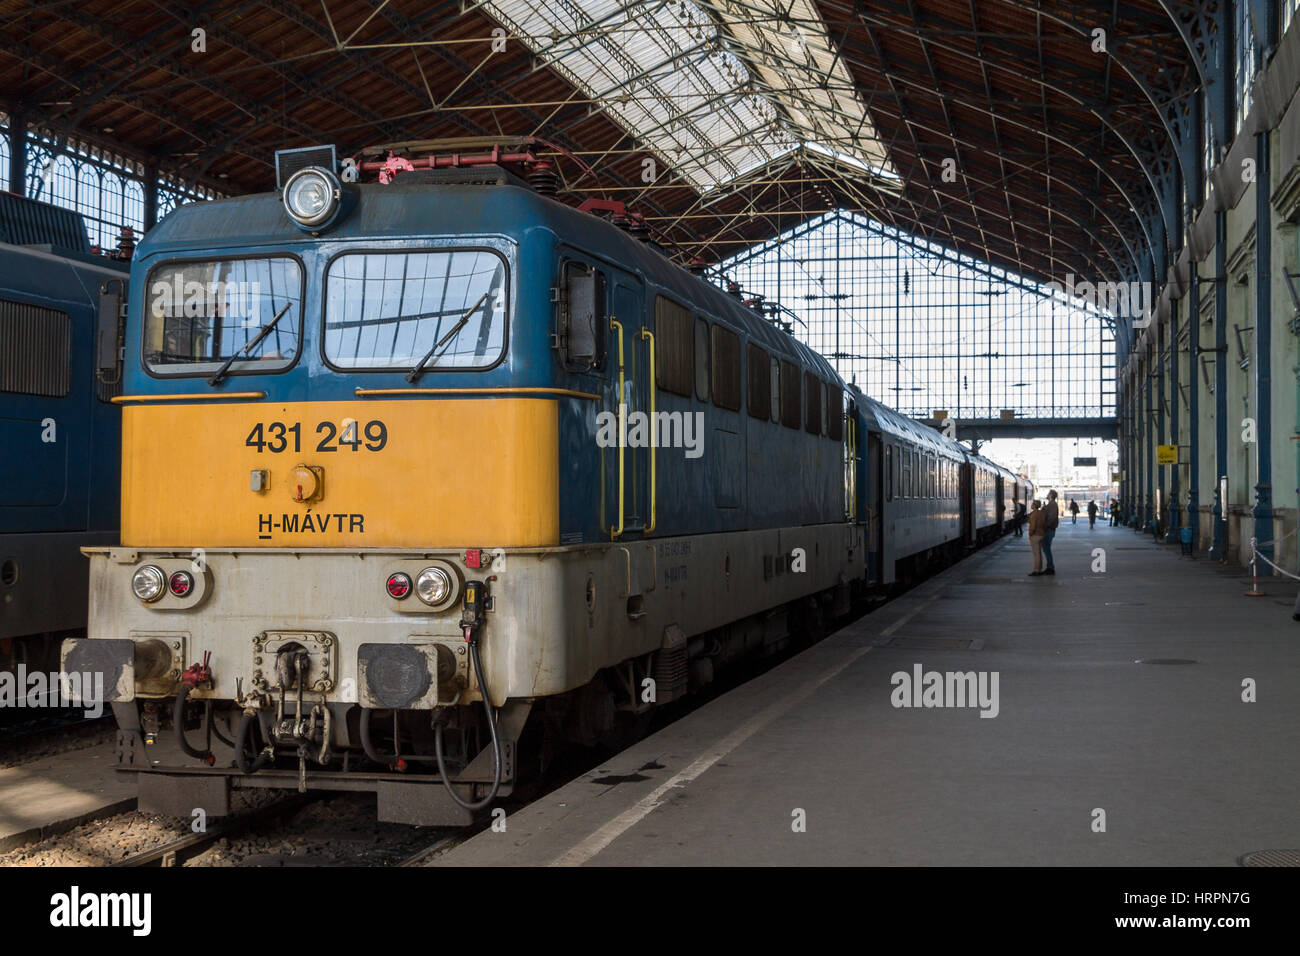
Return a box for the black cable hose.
[434,638,501,812]
[234,711,271,773]
[207,700,235,748]
[172,683,213,764]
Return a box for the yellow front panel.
[122,398,559,548]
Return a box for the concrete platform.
[0,742,136,851]
[432,521,1300,866]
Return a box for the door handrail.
[610,317,625,540]
[639,325,656,534]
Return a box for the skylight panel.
[482,0,893,191]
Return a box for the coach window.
[902,449,912,498]
[711,324,741,410]
[0,299,71,396]
[804,371,822,434]
[653,295,693,397]
[747,343,770,419]
[780,360,801,428]
[694,317,710,401]
[885,445,894,501]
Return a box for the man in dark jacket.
[1041,490,1059,574]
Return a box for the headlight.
[283,166,340,227]
[131,565,165,603]
[416,567,451,606]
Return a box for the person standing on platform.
[1014,498,1025,537]
[1087,500,1098,529]
[1068,498,1080,524]
[1041,490,1059,575]
[1027,500,1047,575]
[1109,500,1119,526]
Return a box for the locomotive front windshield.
[323,249,507,370]
[143,257,303,376]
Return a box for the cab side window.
[557,261,605,369]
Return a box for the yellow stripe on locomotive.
[121,397,559,548]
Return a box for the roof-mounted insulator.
[688,257,708,275]
[113,226,135,261]
[627,218,649,241]
[529,161,559,196]
[727,280,742,299]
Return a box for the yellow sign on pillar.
[1157,444,1178,466]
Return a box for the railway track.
[112,794,321,867]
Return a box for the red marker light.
[168,571,194,597]
[465,549,482,569]
[386,572,412,599]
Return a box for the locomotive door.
[606,277,649,538]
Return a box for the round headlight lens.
[415,567,451,605]
[283,167,339,226]
[131,565,166,603]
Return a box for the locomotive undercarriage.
[72,525,860,823]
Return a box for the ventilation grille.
[0,298,71,397]
[274,145,337,190]
[0,192,90,254]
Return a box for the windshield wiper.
[209,301,293,387]
[405,291,491,384]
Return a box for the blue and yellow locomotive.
[66,145,1026,822]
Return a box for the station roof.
[0,0,1193,282]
